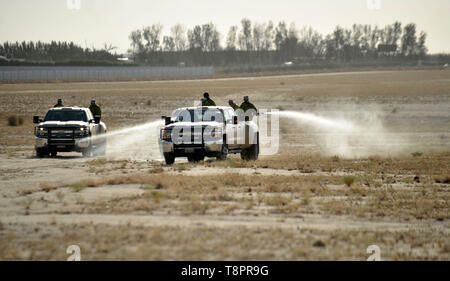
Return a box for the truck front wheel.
[216,143,228,161]
[82,145,92,158]
[36,148,48,158]
[241,134,259,161]
[164,152,175,165]
[188,155,204,162]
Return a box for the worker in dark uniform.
[89,99,102,117]
[240,96,257,112]
[228,100,239,110]
[54,99,64,107]
[240,96,257,120]
[201,92,216,106]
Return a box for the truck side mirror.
[233,116,238,124]
[33,116,40,124]
[94,115,101,124]
[245,116,250,122]
[162,116,171,125]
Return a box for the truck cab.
[33,107,107,157]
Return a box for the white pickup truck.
[33,107,107,157]
[159,106,259,165]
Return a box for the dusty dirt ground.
[0,69,449,260]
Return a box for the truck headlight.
[211,128,222,139]
[75,126,89,137]
[35,126,48,137]
[161,129,172,141]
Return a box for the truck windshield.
[172,108,223,123]
[44,110,87,122]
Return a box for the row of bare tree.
[0,19,428,67]
[129,19,428,65]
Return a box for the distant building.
[117,56,134,63]
[377,44,398,56]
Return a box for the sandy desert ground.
[0,69,449,260]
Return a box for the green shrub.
[411,151,423,157]
[8,116,17,126]
[7,115,24,126]
[343,176,355,187]
[71,183,86,192]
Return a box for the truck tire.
[164,152,175,165]
[36,148,47,158]
[241,134,259,161]
[240,148,249,160]
[248,143,259,160]
[188,155,204,162]
[216,143,228,161]
[82,145,92,158]
[82,135,93,158]
[50,151,57,157]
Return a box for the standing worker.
[240,96,258,120]
[228,100,239,110]
[240,96,257,113]
[54,98,64,107]
[201,92,216,106]
[89,99,102,117]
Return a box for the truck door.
[224,109,239,149]
[87,110,100,144]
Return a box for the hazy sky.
[0,0,448,54]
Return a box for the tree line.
[0,41,120,65]
[0,19,430,67]
[129,19,428,66]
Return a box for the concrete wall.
[0,66,214,81]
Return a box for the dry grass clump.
[7,115,24,126]
[411,151,423,157]
[150,191,162,203]
[70,183,87,192]
[80,173,338,216]
[149,167,164,174]
[206,152,450,176]
[182,200,210,215]
[434,175,450,184]
[321,185,449,220]
[173,163,189,172]
[17,189,35,196]
[77,172,316,190]
[88,158,108,166]
[78,178,102,187]
[2,221,448,260]
[264,194,291,207]
[205,158,247,168]
[39,182,58,193]
[343,176,355,187]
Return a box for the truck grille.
[48,139,75,145]
[49,128,75,139]
[174,144,204,149]
[47,127,77,145]
[172,126,204,144]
